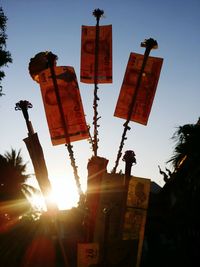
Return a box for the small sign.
[77,243,99,267]
[127,176,151,209]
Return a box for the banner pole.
[46,52,85,204]
[92,8,104,156]
[112,38,158,173]
[15,100,56,211]
[45,55,84,267]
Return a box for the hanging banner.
[114,52,163,125]
[39,66,89,145]
[80,25,112,84]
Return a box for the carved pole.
[92,8,104,156]
[46,52,85,205]
[15,100,56,211]
[112,38,158,173]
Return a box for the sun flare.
[49,177,80,210]
[27,173,85,211]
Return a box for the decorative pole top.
[93,8,104,20]
[15,100,32,122]
[122,150,136,165]
[141,38,158,50]
[15,100,34,135]
[122,150,136,181]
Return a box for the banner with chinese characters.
[77,243,99,267]
[39,66,89,145]
[114,53,163,125]
[80,25,112,84]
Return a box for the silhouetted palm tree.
[0,148,32,231]
[168,118,200,171]
[0,149,49,267]
[0,148,29,201]
[142,119,200,267]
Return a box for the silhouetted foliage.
[168,119,200,170]
[142,118,200,267]
[0,148,29,201]
[0,207,85,267]
[0,6,12,96]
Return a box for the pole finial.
[122,150,136,165]
[141,38,158,49]
[123,150,136,179]
[15,100,34,134]
[93,8,104,20]
[15,100,32,121]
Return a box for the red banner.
[39,66,89,145]
[114,53,163,125]
[80,25,112,84]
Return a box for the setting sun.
[49,176,80,210]
[27,173,83,211]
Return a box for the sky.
[0,0,200,208]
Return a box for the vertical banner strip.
[39,66,89,145]
[114,53,163,125]
[80,25,112,84]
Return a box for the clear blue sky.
[0,0,200,197]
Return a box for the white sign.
[77,243,99,267]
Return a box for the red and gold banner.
[114,53,163,125]
[80,25,112,84]
[39,66,89,145]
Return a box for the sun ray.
[26,173,83,211]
